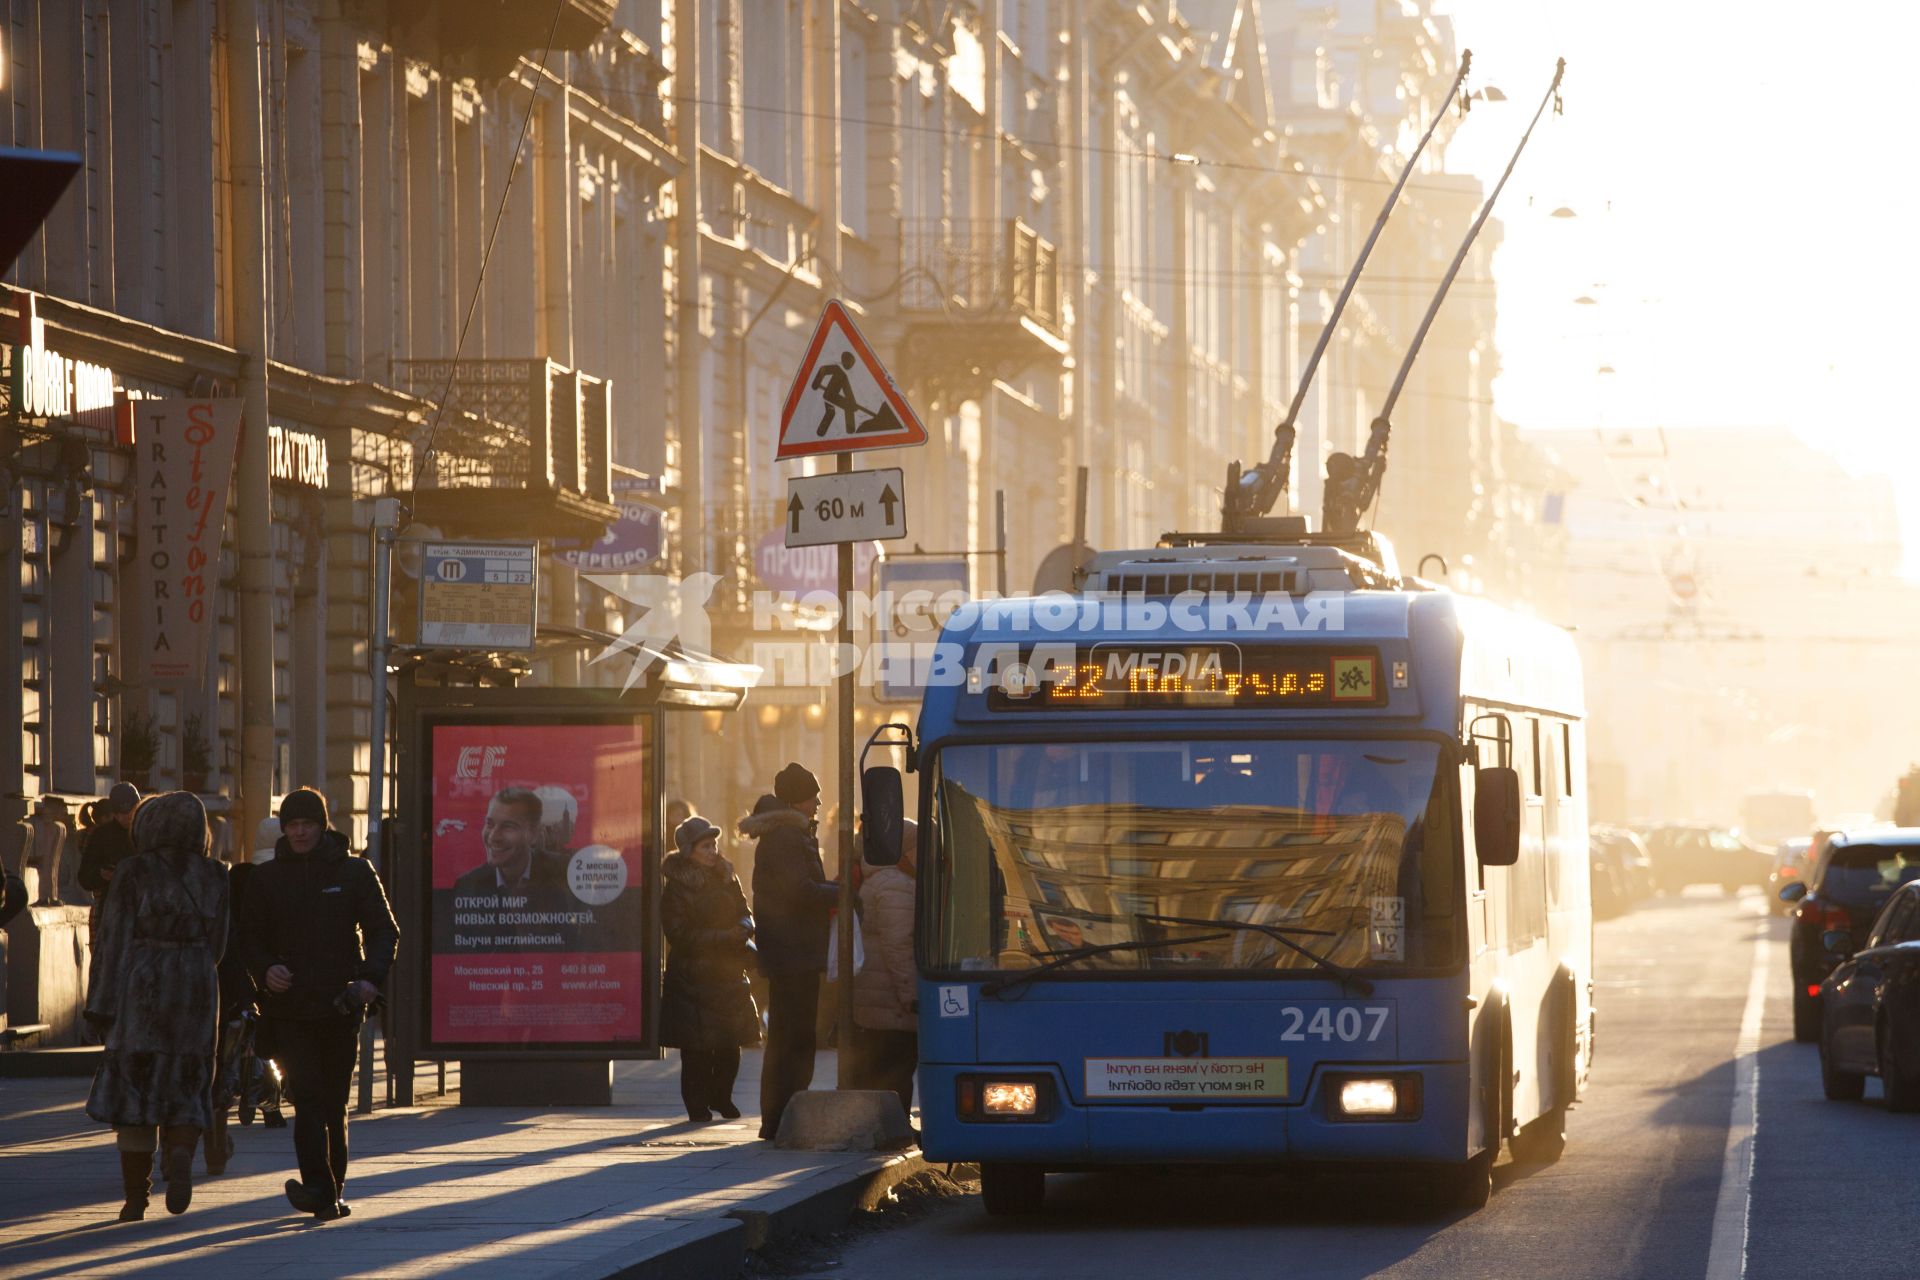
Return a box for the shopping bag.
[826,910,865,981]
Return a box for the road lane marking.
[1704,910,1770,1280]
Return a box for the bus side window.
[1529,718,1543,798]
[1561,723,1575,796]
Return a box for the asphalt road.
[795,893,1920,1280]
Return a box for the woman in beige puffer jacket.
[851,819,918,1119]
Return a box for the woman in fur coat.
[85,791,229,1220]
[659,816,761,1121]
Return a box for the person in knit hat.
[237,787,398,1222]
[742,765,837,1139]
[659,815,760,1121]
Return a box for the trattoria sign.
[133,400,243,686]
[268,423,329,488]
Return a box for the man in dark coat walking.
[77,782,140,937]
[237,788,398,1222]
[742,764,838,1140]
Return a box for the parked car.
[1766,836,1816,916]
[1780,828,1920,1042]
[1816,879,1920,1109]
[1641,824,1770,895]
[1590,825,1653,918]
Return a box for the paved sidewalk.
[0,1048,920,1279]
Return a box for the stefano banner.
[133,399,243,686]
[426,720,652,1049]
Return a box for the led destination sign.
[988,645,1385,711]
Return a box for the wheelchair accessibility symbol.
[938,986,970,1018]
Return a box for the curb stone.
[567,1150,931,1278]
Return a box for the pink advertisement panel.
[426,721,650,1047]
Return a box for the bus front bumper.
[917,1062,1471,1166]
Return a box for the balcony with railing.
[390,358,617,542]
[894,217,1070,402]
[393,0,618,79]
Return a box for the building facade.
[2,0,1544,1037]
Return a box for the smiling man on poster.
[452,788,568,904]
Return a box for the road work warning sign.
[776,299,928,460]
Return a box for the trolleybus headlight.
[957,1074,1052,1121]
[1323,1072,1421,1121]
[1337,1079,1399,1117]
[983,1082,1040,1115]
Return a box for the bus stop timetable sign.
[420,541,538,650]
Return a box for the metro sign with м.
[776,300,928,460]
[785,468,907,549]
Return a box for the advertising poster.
[426,719,651,1049]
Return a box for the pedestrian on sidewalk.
[84,791,229,1221]
[742,765,838,1140]
[77,782,140,939]
[660,815,761,1121]
[851,819,919,1122]
[238,788,399,1222]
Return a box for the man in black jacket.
[742,764,838,1140]
[238,788,398,1221]
[77,782,140,937]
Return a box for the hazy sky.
[1436,0,1920,573]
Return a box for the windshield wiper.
[1136,913,1375,996]
[981,932,1230,998]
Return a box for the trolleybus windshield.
[927,739,1460,975]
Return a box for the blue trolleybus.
[881,535,1592,1214]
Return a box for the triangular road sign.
[776,300,928,460]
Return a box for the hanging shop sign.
[268,424,329,488]
[9,293,116,430]
[132,399,244,686]
[552,497,664,572]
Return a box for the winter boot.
[161,1126,199,1214]
[203,1118,232,1176]
[117,1150,152,1221]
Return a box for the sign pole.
[835,451,858,1087]
[359,497,398,1114]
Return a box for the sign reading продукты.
[420,542,539,650]
[784,467,908,548]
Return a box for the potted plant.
[120,708,158,790]
[182,712,212,793]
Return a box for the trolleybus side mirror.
[1474,767,1522,867]
[861,765,906,868]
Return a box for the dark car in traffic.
[1640,824,1768,896]
[1766,836,1816,917]
[1591,825,1653,918]
[1781,829,1920,1042]
[1817,879,1920,1109]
